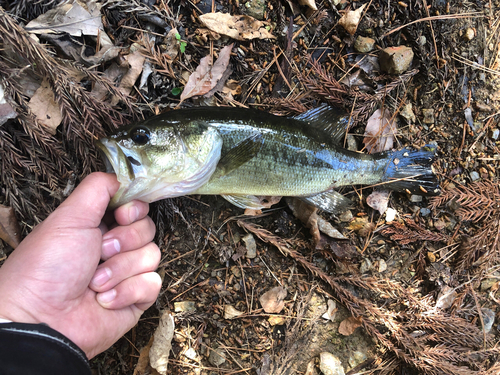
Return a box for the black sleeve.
[0,322,91,375]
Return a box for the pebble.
[208,347,226,366]
[481,308,495,333]
[400,103,416,123]
[464,27,475,41]
[420,207,431,216]
[354,36,375,53]
[422,108,435,124]
[242,0,266,20]
[348,351,367,369]
[491,129,499,140]
[321,299,337,321]
[319,352,345,375]
[379,46,414,74]
[360,258,372,274]
[410,195,423,203]
[470,171,480,181]
[480,278,498,291]
[376,258,387,273]
[385,208,397,222]
[418,35,427,46]
[224,305,244,319]
[242,233,257,259]
[339,210,353,222]
[427,252,436,262]
[268,315,287,326]
[174,301,196,312]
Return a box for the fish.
[96,105,439,212]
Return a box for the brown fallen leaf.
[338,4,367,35]
[0,204,22,249]
[338,316,362,336]
[161,28,180,62]
[260,286,287,313]
[91,62,127,102]
[133,336,156,375]
[111,47,146,105]
[366,190,390,215]
[149,311,175,375]
[347,216,376,237]
[199,13,275,41]
[180,44,233,103]
[363,108,397,154]
[27,78,62,135]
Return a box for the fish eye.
[130,127,150,145]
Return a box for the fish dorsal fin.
[299,189,353,213]
[293,104,350,145]
[216,132,264,177]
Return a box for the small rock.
[224,305,244,319]
[427,252,436,262]
[481,278,498,291]
[470,171,480,181]
[480,308,495,333]
[464,108,475,130]
[420,207,431,216]
[410,195,423,203]
[491,129,499,140]
[464,27,475,41]
[360,258,372,274]
[184,347,197,360]
[174,301,196,312]
[348,350,367,369]
[242,233,257,259]
[231,265,241,278]
[379,46,414,74]
[376,258,387,273]
[385,208,397,222]
[422,109,435,124]
[319,352,345,375]
[260,286,287,313]
[339,210,353,222]
[354,36,375,53]
[305,359,319,375]
[268,315,287,326]
[346,134,357,151]
[400,103,416,123]
[208,347,226,366]
[242,0,266,20]
[418,35,426,46]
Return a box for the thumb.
[53,172,120,228]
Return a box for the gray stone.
[242,0,266,20]
[348,350,367,368]
[422,108,435,124]
[354,36,375,53]
[481,308,495,333]
[360,258,372,274]
[174,301,196,312]
[379,46,414,74]
[242,233,257,258]
[209,347,226,366]
[470,171,480,181]
[410,195,423,203]
[319,352,345,375]
[420,208,431,216]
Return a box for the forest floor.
[0,0,500,374]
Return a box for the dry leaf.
[0,84,17,126]
[133,336,155,375]
[297,0,318,10]
[0,204,22,249]
[347,216,375,237]
[180,44,233,102]
[224,305,244,319]
[338,316,362,336]
[259,286,287,313]
[162,28,180,62]
[91,62,127,101]
[111,48,146,105]
[199,13,275,41]
[366,190,390,215]
[25,2,102,37]
[363,108,397,154]
[338,4,367,35]
[149,311,175,375]
[28,78,62,135]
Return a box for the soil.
[1,0,500,374]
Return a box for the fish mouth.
[95,139,134,181]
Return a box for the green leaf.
[180,41,187,54]
[171,87,182,96]
[175,32,181,41]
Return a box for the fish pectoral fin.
[222,194,269,210]
[216,133,264,176]
[293,104,349,145]
[299,190,353,213]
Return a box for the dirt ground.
[1,0,500,374]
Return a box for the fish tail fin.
[382,145,439,195]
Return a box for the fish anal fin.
[222,194,269,210]
[293,104,350,145]
[217,133,264,176]
[299,190,353,213]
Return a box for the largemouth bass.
[96,106,438,211]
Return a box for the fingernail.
[97,289,117,304]
[91,267,112,287]
[129,205,139,223]
[102,238,120,257]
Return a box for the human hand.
[0,172,162,359]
